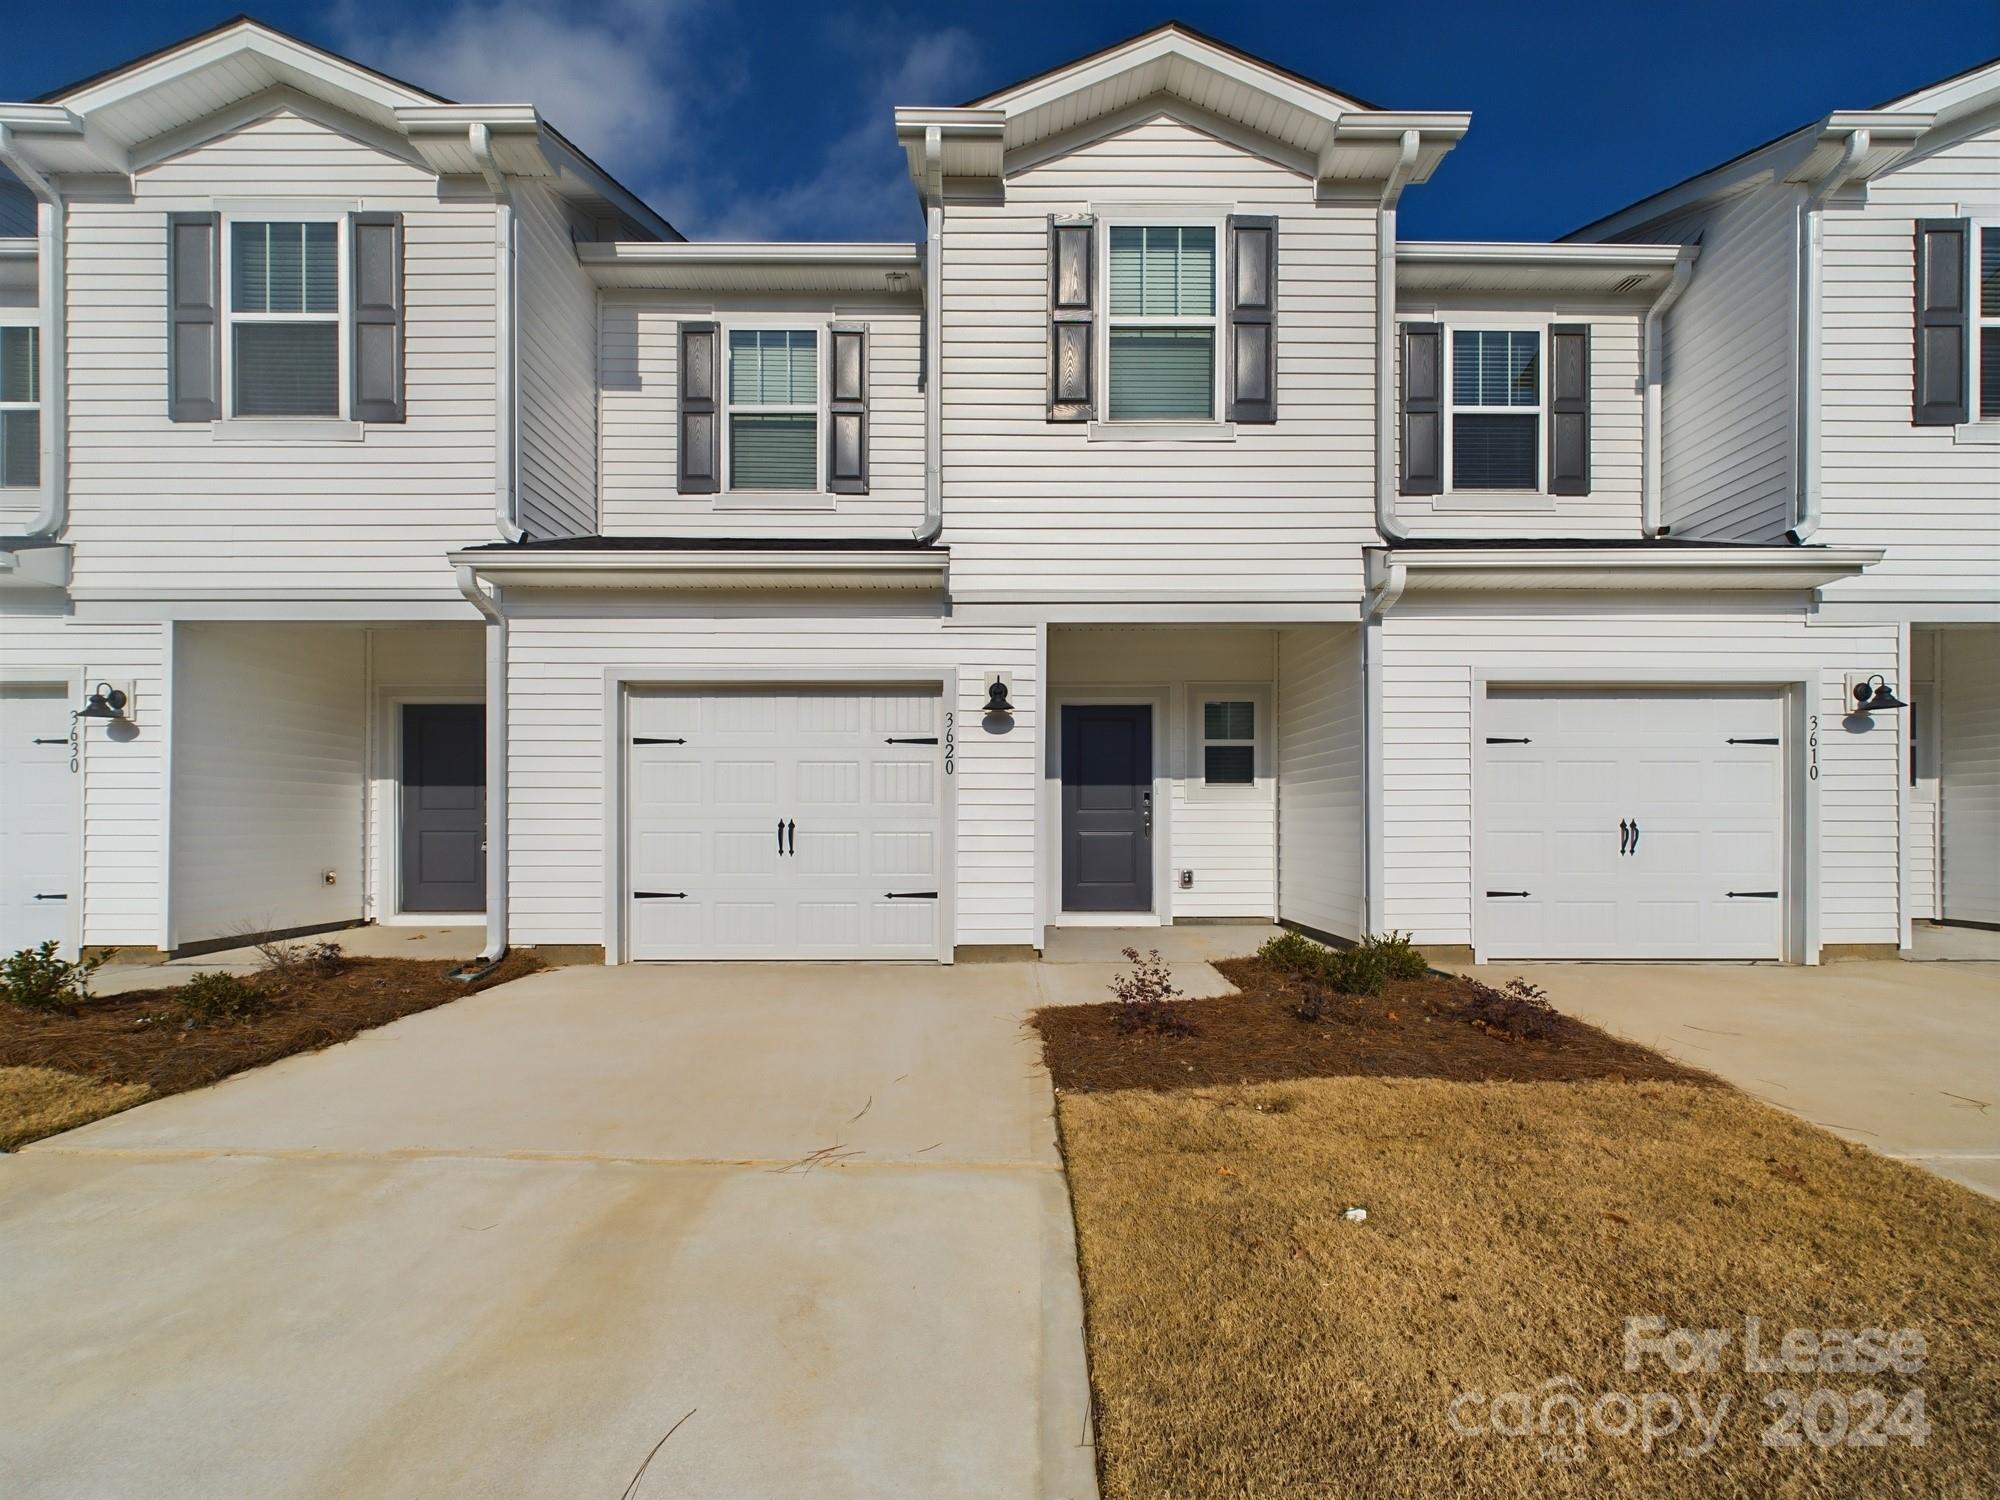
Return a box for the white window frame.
[0,315,40,490]
[718,319,825,498]
[1185,683,1271,803]
[220,212,348,422]
[1098,216,1224,425]
[1443,320,1548,495]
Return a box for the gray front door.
[401,703,485,913]
[1061,704,1153,912]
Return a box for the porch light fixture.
[984,677,1014,716]
[76,682,128,721]
[1850,675,1906,714]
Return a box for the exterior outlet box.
[321,870,338,886]
[1179,868,1194,889]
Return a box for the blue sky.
[6,1,1996,241]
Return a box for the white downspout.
[0,124,66,545]
[454,564,509,971]
[1790,127,1868,544]
[1641,245,1698,536]
[914,125,944,544]
[470,123,524,543]
[1361,553,1408,937]
[1374,129,1420,544]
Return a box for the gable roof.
[1566,53,2000,242]
[3,15,678,239]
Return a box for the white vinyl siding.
[61,106,499,602]
[514,184,601,539]
[0,605,166,950]
[940,110,1377,602]
[0,323,39,488]
[598,299,925,536]
[1275,624,1364,942]
[503,605,1037,953]
[168,624,367,947]
[1377,598,1902,956]
[1048,627,1277,920]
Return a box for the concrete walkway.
[1454,957,2000,1199]
[0,964,1098,1500]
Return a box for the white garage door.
[1,684,80,953]
[1480,688,1785,959]
[626,686,944,960]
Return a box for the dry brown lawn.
[0,1066,151,1152]
[1059,1077,2000,1499]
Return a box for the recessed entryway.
[399,703,486,915]
[1479,687,1787,959]
[1061,703,1154,914]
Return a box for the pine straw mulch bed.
[0,953,539,1149]
[1034,956,1715,1093]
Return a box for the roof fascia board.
[978,29,1364,120]
[1396,241,1685,268]
[1379,545,1882,594]
[450,547,949,592]
[56,24,430,116]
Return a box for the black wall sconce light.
[76,682,129,722]
[1849,675,1906,715]
[984,674,1014,717]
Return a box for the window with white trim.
[0,323,38,488]
[1448,328,1542,489]
[1106,224,1217,421]
[1201,698,1257,786]
[228,219,341,418]
[1980,225,1999,421]
[726,327,819,491]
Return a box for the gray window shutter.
[677,321,719,493]
[1226,214,1277,423]
[1914,218,1969,426]
[1547,323,1590,495]
[1398,322,1443,495]
[167,212,220,422]
[1048,215,1094,422]
[350,212,405,423]
[827,322,868,494]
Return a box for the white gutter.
[1791,127,1868,544]
[455,564,509,967]
[1374,129,1420,544]
[470,123,524,543]
[914,125,944,545]
[1641,246,1698,536]
[0,123,66,546]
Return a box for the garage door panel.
[628,685,942,960]
[1482,689,1783,959]
[1,686,79,953]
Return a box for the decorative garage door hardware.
[1618,819,1642,855]
[1486,890,1532,898]
[884,891,938,900]
[32,738,66,745]
[884,736,938,744]
[632,736,686,745]
[633,891,688,900]
[35,893,68,901]
[777,820,795,855]
[1485,736,1532,744]
[1728,890,1780,899]
[1727,737,1780,745]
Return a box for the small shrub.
[175,970,270,1023]
[258,939,346,981]
[1262,930,1429,1005]
[1,942,103,1012]
[1258,930,1327,977]
[1457,977,1560,1042]
[1363,930,1431,982]
[1110,947,1196,1036]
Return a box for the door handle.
[1629,819,1640,855]
[1618,819,1630,856]
[786,819,796,856]
[778,819,786,855]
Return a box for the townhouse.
[0,20,1992,970]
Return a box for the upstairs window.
[727,328,818,491]
[1981,226,1999,420]
[1106,225,1217,420]
[1201,699,1257,785]
[0,324,38,487]
[229,220,339,418]
[1449,329,1541,490]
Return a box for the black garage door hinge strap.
[1727,890,1779,899]
[33,737,67,745]
[1727,737,1780,746]
[35,892,68,901]
[884,891,938,899]
[1485,890,1532,898]
[633,891,687,899]
[1485,736,1531,744]
[885,736,939,744]
[632,736,686,745]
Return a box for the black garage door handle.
[1727,890,1779,899]
[633,891,687,900]
[884,891,938,900]
[1485,890,1532,898]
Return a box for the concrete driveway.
[1457,957,2000,1198]
[0,964,1098,1500]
